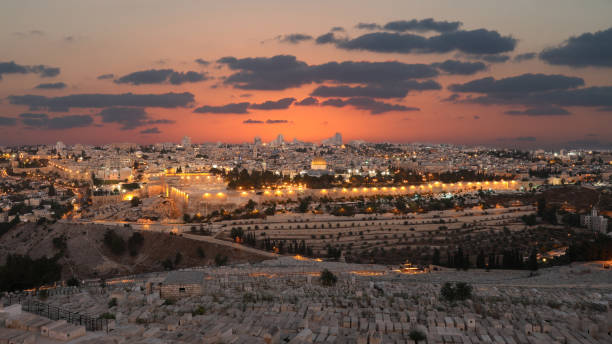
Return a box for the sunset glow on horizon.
[1,0,612,148]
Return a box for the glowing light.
[217,192,224,197]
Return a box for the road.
[182,233,278,258]
[59,219,277,259]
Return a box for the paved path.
[182,233,278,258]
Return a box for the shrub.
[215,254,228,266]
[127,232,144,256]
[174,252,183,266]
[103,230,125,255]
[409,329,426,344]
[440,281,472,302]
[52,235,67,251]
[130,197,140,207]
[66,277,80,287]
[192,305,206,315]
[162,258,174,270]
[320,269,337,286]
[197,247,205,258]
[100,313,115,320]
[230,227,244,240]
[108,298,117,308]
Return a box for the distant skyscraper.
[322,132,342,146]
[254,136,262,146]
[55,141,65,153]
[181,136,191,148]
[272,134,284,146]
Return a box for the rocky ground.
[0,222,269,279]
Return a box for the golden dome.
[311,157,327,165]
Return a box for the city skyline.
[1,0,612,148]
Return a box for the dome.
[311,157,327,165]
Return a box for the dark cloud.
[321,98,346,107]
[504,107,571,116]
[497,136,537,142]
[355,23,381,30]
[0,61,60,80]
[442,93,461,102]
[194,58,210,66]
[447,74,612,108]
[473,115,480,120]
[597,107,612,112]
[565,139,603,148]
[279,33,313,44]
[13,30,45,38]
[479,55,510,63]
[330,27,345,32]
[295,97,319,106]
[516,136,537,142]
[540,27,612,67]
[266,119,288,124]
[463,85,612,108]
[140,127,161,134]
[513,53,536,62]
[20,113,93,130]
[35,82,66,89]
[382,18,462,33]
[431,60,486,75]
[115,69,208,85]
[0,117,17,126]
[250,97,295,110]
[194,102,250,114]
[315,32,340,44]
[97,73,114,80]
[96,107,172,130]
[311,80,441,99]
[98,107,150,130]
[337,29,516,55]
[0,61,28,77]
[9,92,194,111]
[243,119,263,124]
[147,119,175,125]
[217,55,438,90]
[321,97,419,114]
[523,87,612,107]
[29,65,60,78]
[448,73,584,94]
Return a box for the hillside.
[0,222,269,280]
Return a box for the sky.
[1,0,611,149]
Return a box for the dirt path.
[182,233,278,258]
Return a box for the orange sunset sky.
[1,0,611,148]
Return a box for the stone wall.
[160,283,203,299]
